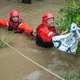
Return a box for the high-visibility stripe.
[19,23,22,26]
[6,22,9,26]
[48,32,53,37]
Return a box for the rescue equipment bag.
[52,23,80,54]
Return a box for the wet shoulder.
[21,21,28,26]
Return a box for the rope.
[1,39,65,80]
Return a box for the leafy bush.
[57,70,80,80]
[55,0,80,56]
[0,32,14,48]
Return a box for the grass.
[0,32,15,48]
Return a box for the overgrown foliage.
[55,0,80,56]
[57,70,80,80]
[0,32,14,48]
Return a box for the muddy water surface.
[0,0,80,80]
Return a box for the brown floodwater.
[0,0,80,80]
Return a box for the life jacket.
[8,18,24,34]
[36,24,58,48]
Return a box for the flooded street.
[0,0,80,80]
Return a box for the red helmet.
[10,10,19,18]
[42,13,54,23]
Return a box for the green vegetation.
[57,71,80,80]
[57,70,80,80]
[55,0,80,56]
[0,32,14,48]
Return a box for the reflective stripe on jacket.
[0,17,33,36]
[36,24,58,48]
